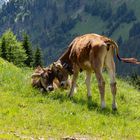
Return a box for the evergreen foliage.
[129,22,140,37]
[22,33,33,67]
[117,36,123,46]
[130,73,140,90]
[33,46,43,67]
[0,29,27,66]
[0,36,7,59]
[116,3,127,19]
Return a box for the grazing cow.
[31,66,71,92]
[52,33,140,110]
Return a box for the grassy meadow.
[0,58,140,139]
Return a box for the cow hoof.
[112,104,117,111]
[112,106,117,111]
[101,101,106,109]
[112,108,117,111]
[101,106,106,110]
[68,94,73,98]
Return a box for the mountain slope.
[0,58,140,139]
[0,0,140,75]
[0,0,4,8]
[0,0,8,8]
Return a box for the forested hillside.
[0,0,5,8]
[0,0,140,75]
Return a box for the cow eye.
[58,72,63,78]
[57,70,60,73]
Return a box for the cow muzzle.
[46,85,54,91]
[60,81,67,88]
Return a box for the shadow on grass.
[87,97,119,115]
[43,91,119,115]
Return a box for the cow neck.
[59,47,73,75]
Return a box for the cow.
[31,66,71,92]
[31,66,56,92]
[52,33,140,110]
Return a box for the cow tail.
[108,40,140,64]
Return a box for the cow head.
[31,66,55,92]
[52,61,70,88]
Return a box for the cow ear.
[36,65,42,70]
[42,68,47,71]
[31,73,41,78]
[34,66,43,73]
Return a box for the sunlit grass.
[0,58,140,139]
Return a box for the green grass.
[0,58,140,139]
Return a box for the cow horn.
[54,61,62,68]
[63,63,69,68]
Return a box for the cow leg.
[108,69,117,110]
[105,47,117,110]
[106,60,117,110]
[68,70,79,97]
[110,81,117,110]
[85,71,92,97]
[95,71,106,109]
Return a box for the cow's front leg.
[85,71,92,97]
[68,71,78,97]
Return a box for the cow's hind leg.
[105,54,117,110]
[95,70,106,109]
[85,71,92,97]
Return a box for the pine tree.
[22,33,33,67]
[117,36,123,46]
[0,29,27,67]
[33,47,43,67]
[1,37,7,59]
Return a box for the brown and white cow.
[52,33,140,110]
[31,66,71,92]
[31,66,56,92]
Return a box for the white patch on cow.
[85,72,91,97]
[112,102,117,110]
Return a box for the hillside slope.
[0,58,140,139]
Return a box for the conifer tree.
[0,29,27,66]
[1,37,7,59]
[22,33,33,67]
[33,47,43,67]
